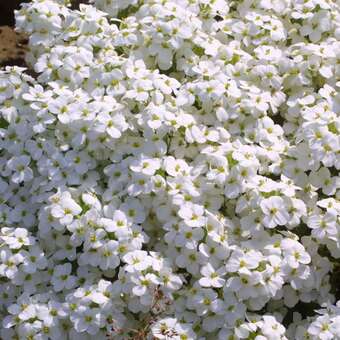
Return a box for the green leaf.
[0,117,9,129]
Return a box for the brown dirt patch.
[0,26,28,67]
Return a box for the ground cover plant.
[0,0,340,339]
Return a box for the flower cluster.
[288,301,340,340]
[0,0,339,339]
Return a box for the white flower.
[281,239,311,268]
[176,249,204,275]
[226,249,262,274]
[7,156,33,183]
[308,315,334,340]
[307,212,337,240]
[98,240,120,270]
[51,263,77,292]
[7,296,37,322]
[227,271,263,300]
[21,246,47,273]
[122,250,151,273]
[192,288,223,316]
[260,315,286,339]
[151,317,178,339]
[130,156,161,176]
[91,280,115,305]
[1,228,34,250]
[131,273,160,297]
[199,263,226,288]
[50,192,82,225]
[164,156,190,177]
[71,306,102,335]
[0,249,23,279]
[178,203,206,228]
[260,196,290,228]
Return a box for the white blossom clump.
[0,0,340,339]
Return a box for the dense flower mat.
[0,0,340,339]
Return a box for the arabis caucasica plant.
[1,0,340,339]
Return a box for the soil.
[0,26,28,68]
[0,1,28,67]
